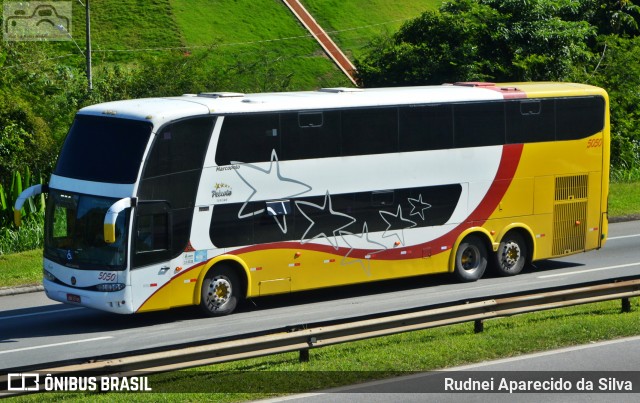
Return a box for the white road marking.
[0,307,85,321]
[0,336,112,355]
[607,234,640,241]
[538,262,640,279]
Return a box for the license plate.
[67,293,81,303]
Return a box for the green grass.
[0,249,42,288]
[303,0,441,58]
[167,0,355,90]
[13,0,442,89]
[75,0,183,64]
[10,298,640,401]
[609,180,640,218]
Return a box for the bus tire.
[494,231,527,276]
[199,266,241,317]
[454,235,487,282]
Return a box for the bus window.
[280,111,341,160]
[341,108,398,156]
[216,114,280,165]
[506,99,555,144]
[555,97,605,140]
[399,105,454,152]
[454,102,505,148]
[55,116,152,184]
[133,201,172,267]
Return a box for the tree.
[356,0,596,86]
[0,92,55,186]
[588,0,640,35]
[584,36,640,172]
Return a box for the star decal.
[408,194,431,221]
[339,223,387,276]
[379,205,417,246]
[234,149,312,233]
[296,191,356,249]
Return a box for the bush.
[0,212,44,255]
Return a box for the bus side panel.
[235,247,453,295]
[586,171,603,250]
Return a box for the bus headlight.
[43,269,56,282]
[96,283,126,292]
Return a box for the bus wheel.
[454,235,487,282]
[199,266,241,317]
[494,232,527,276]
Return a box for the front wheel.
[454,235,487,282]
[494,232,528,276]
[199,266,242,317]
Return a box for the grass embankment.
[609,180,640,220]
[11,298,640,402]
[55,0,441,90]
[303,0,441,58]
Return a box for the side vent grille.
[552,174,588,256]
[555,175,588,201]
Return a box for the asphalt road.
[260,336,640,403]
[1,221,639,372]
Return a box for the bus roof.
[77,82,605,128]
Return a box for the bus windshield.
[45,190,128,270]
[54,115,153,184]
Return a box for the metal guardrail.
[10,278,639,377]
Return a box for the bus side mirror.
[13,184,47,227]
[104,197,136,244]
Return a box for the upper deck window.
[54,115,153,184]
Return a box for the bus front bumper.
[43,279,135,314]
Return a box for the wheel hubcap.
[461,246,479,271]
[207,278,231,307]
[502,241,521,269]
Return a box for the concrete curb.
[0,284,44,297]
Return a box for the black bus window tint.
[215,114,281,165]
[506,99,555,144]
[299,112,323,127]
[556,97,605,141]
[454,102,506,148]
[281,111,340,160]
[341,108,398,156]
[138,117,215,260]
[144,117,214,178]
[55,116,153,184]
[210,203,254,247]
[399,105,454,152]
[133,201,172,267]
[136,213,169,253]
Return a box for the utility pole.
[85,0,93,91]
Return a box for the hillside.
[9,0,441,90]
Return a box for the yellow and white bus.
[16,82,609,316]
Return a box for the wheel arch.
[449,227,494,273]
[194,255,251,306]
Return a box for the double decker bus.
[15,82,609,316]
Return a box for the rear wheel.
[454,235,487,282]
[199,266,241,317]
[494,232,528,276]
